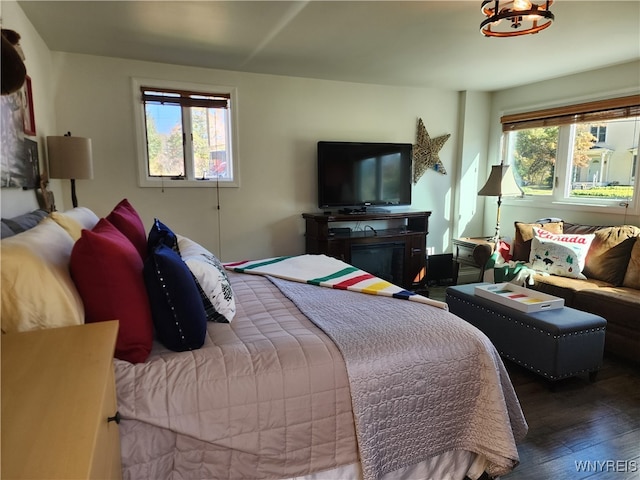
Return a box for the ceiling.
[17,1,640,92]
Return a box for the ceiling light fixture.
[480,0,554,37]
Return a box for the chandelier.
[480,0,554,37]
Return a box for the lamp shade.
[478,164,522,197]
[47,136,93,180]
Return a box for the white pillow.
[50,207,100,241]
[177,235,236,322]
[1,218,85,333]
[529,227,595,279]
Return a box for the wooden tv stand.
[302,210,430,291]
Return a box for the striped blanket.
[224,254,448,310]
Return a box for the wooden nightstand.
[452,237,495,284]
[1,321,122,479]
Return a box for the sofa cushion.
[582,225,640,285]
[512,221,563,261]
[106,199,147,259]
[1,218,84,333]
[575,287,640,332]
[529,228,594,279]
[622,236,640,289]
[530,273,611,307]
[562,223,602,235]
[70,218,154,364]
[143,243,207,351]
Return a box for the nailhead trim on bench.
[446,294,606,380]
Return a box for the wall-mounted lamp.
[47,132,93,208]
[478,163,523,243]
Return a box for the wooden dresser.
[1,321,122,479]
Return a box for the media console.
[302,211,431,291]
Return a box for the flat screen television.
[317,141,413,209]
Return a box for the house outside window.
[501,95,640,211]
[590,125,607,143]
[132,78,239,188]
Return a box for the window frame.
[500,93,640,215]
[132,77,240,188]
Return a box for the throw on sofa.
[475,220,640,365]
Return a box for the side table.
[452,237,494,284]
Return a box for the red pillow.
[70,218,153,363]
[106,199,147,259]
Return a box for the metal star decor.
[412,118,449,183]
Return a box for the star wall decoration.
[412,118,450,183]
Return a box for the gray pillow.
[0,209,49,237]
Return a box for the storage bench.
[445,283,607,381]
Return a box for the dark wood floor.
[501,355,640,480]
[428,285,640,480]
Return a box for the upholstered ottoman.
[445,283,607,381]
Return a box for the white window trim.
[132,77,240,188]
[500,89,640,216]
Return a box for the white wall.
[5,0,636,262]
[485,60,640,234]
[452,91,492,240]
[0,0,63,217]
[49,52,459,260]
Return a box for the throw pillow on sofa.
[143,243,207,351]
[512,221,564,261]
[581,225,640,286]
[70,218,154,364]
[529,227,595,279]
[622,236,640,289]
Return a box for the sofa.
[475,219,640,364]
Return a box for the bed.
[1,202,528,480]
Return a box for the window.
[133,78,239,187]
[501,95,640,211]
[590,125,607,143]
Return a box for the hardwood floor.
[428,285,640,480]
[502,355,640,480]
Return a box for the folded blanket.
[483,251,543,285]
[225,254,448,310]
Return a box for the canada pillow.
[529,227,595,279]
[177,235,236,323]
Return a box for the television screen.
[317,141,412,209]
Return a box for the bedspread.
[115,268,527,480]
[115,272,358,479]
[271,277,528,480]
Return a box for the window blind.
[501,95,640,131]
[140,87,230,109]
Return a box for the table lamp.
[47,132,93,208]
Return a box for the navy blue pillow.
[147,218,179,256]
[143,243,207,352]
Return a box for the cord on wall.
[215,176,222,259]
